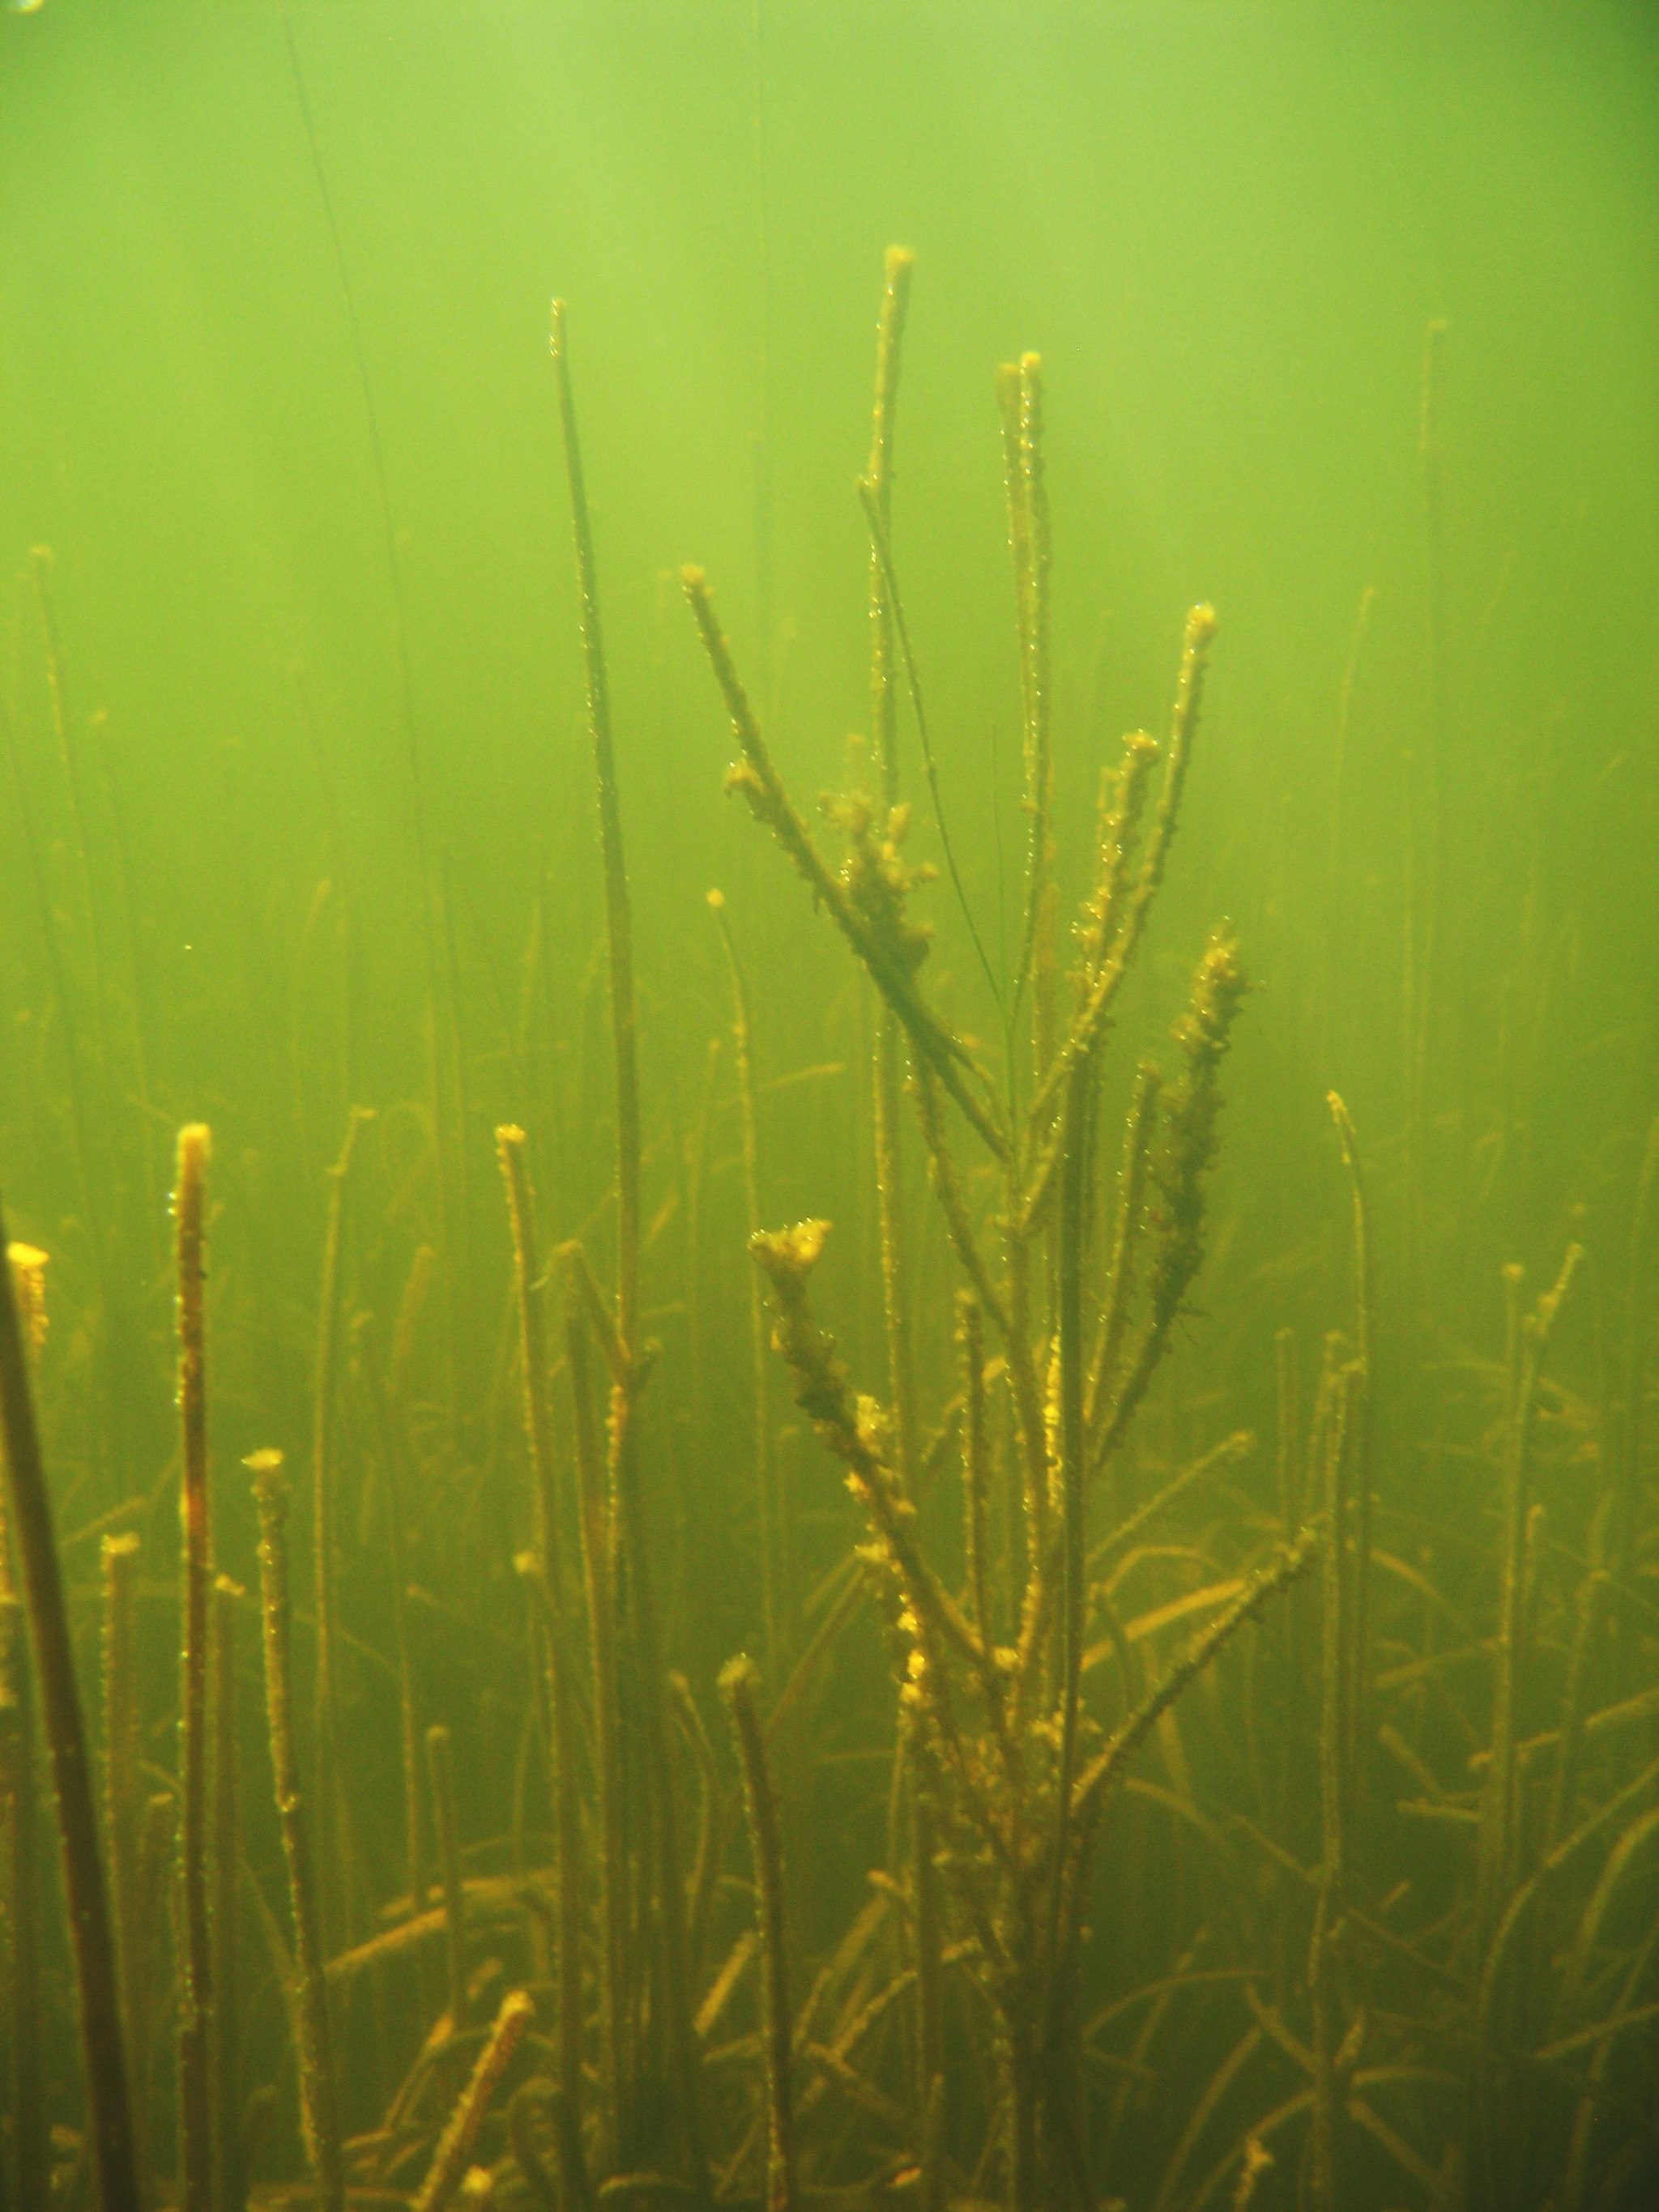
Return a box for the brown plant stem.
[213,1574,246,2212]
[100,1530,145,2194]
[173,1123,215,2212]
[0,1212,141,2212]
[0,1592,48,2211]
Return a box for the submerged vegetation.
[0,232,1654,2212]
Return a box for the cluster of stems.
[681,251,1307,2210]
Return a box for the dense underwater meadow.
[0,5,1656,2209]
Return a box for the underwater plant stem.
[212,1574,245,2212]
[612,1412,710,2195]
[957,1294,994,1648]
[311,1106,370,1951]
[1072,1531,1316,1829]
[428,1724,468,2033]
[0,1210,141,2212]
[911,1779,946,2212]
[497,1129,584,2134]
[1478,1244,1581,1941]
[1084,1063,1162,1464]
[100,1532,143,2187]
[1615,1116,1659,1669]
[856,481,1002,1013]
[707,898,783,1663]
[1326,1093,1375,1823]
[249,1451,344,2212]
[1024,604,1218,1149]
[720,1656,799,2212]
[0,1592,49,2212]
[863,253,922,1498]
[875,1014,920,1494]
[1404,318,1449,1323]
[866,245,914,803]
[276,0,466,1444]
[561,1264,627,2162]
[1323,586,1376,1058]
[550,300,642,1356]
[353,1318,424,1922]
[1047,1054,1094,1973]
[681,567,1008,1161]
[497,1128,564,1583]
[997,359,1053,1067]
[685,1036,723,1445]
[412,1989,534,2212]
[173,1123,216,2212]
[1309,1362,1354,2212]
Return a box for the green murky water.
[0,6,1655,2209]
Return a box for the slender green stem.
[550,300,642,1356]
